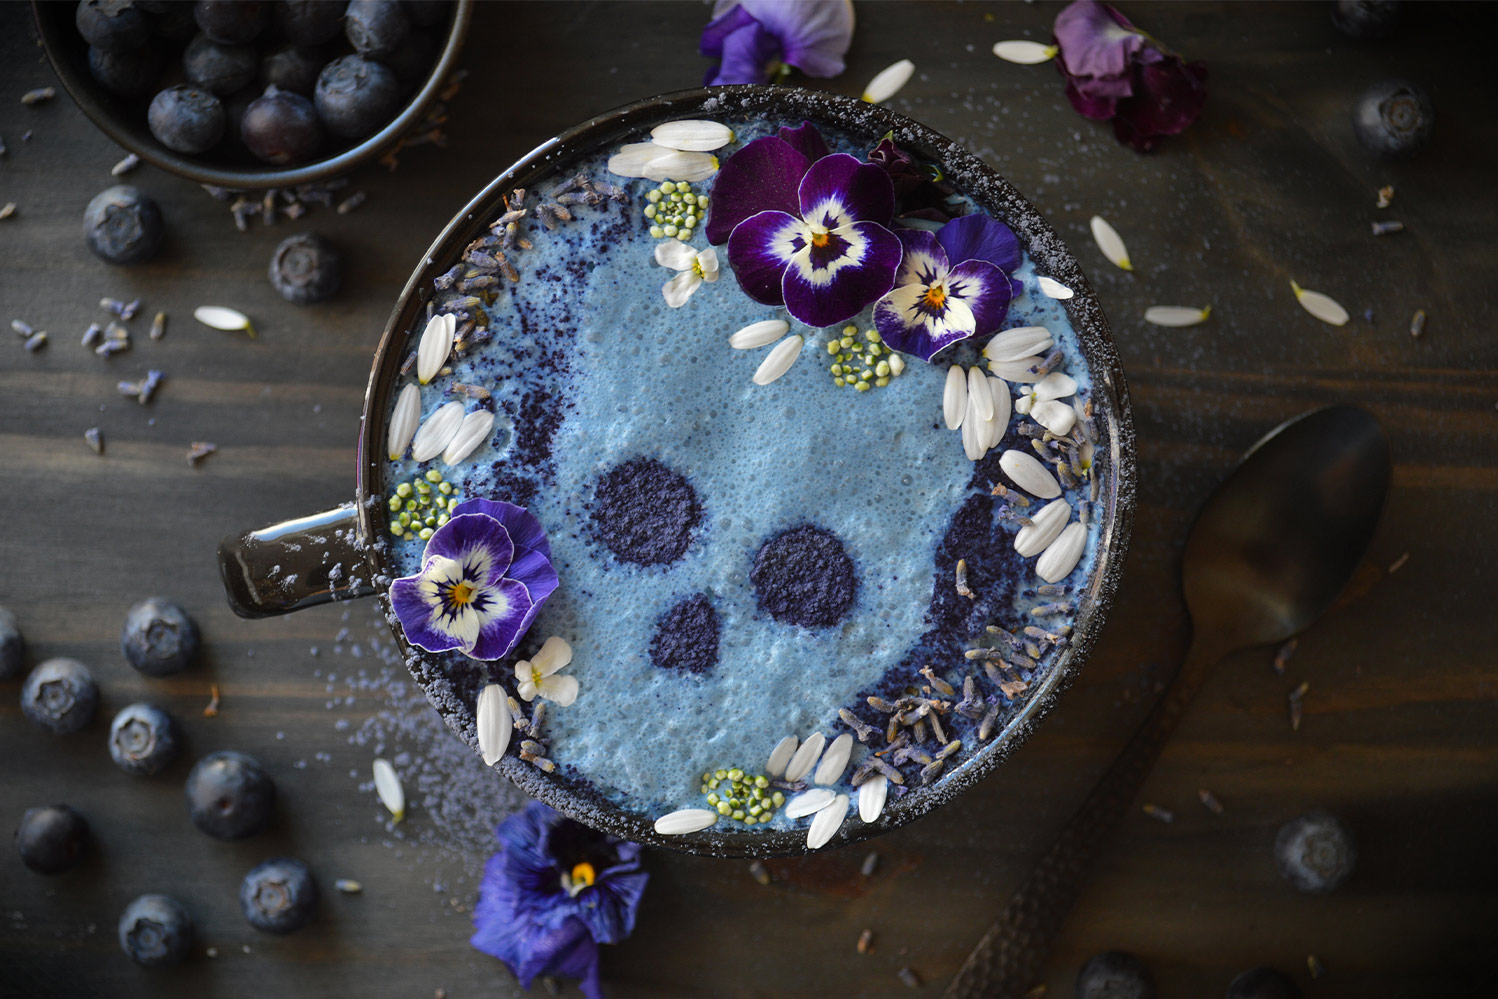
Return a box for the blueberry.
[185,750,275,839]
[193,0,267,45]
[1352,79,1435,158]
[240,857,318,933]
[148,84,227,154]
[1225,967,1302,999]
[84,185,165,265]
[1331,1,1401,39]
[120,597,200,676]
[275,0,346,45]
[109,702,182,776]
[403,0,450,28]
[118,894,194,968]
[1275,810,1356,892]
[344,0,410,58]
[20,658,98,735]
[76,0,151,53]
[314,55,401,139]
[87,43,162,99]
[183,32,258,95]
[142,1,198,42]
[1076,951,1157,999]
[0,606,24,680]
[260,44,327,96]
[15,805,89,875]
[381,29,439,90]
[269,232,341,303]
[241,87,325,165]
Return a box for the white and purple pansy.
[872,213,1022,362]
[390,498,559,662]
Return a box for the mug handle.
[218,503,376,618]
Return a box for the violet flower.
[700,0,855,87]
[472,802,648,999]
[1052,0,1207,152]
[873,214,1021,362]
[390,498,558,661]
[867,137,965,224]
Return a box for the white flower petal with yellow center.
[655,242,720,308]
[993,40,1059,64]
[515,635,578,707]
[650,120,734,151]
[608,142,719,182]
[862,59,915,103]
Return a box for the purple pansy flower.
[471,803,648,999]
[390,498,558,661]
[700,0,855,87]
[867,137,966,224]
[873,214,1021,362]
[1052,0,1207,152]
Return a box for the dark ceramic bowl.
[218,85,1136,858]
[32,0,472,189]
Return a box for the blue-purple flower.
[390,498,558,662]
[873,214,1021,362]
[700,0,855,87]
[471,803,648,999]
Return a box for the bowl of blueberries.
[34,0,472,188]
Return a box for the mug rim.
[353,85,1136,858]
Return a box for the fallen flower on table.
[700,0,855,86]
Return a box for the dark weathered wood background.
[3,2,1495,997]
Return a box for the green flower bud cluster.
[644,180,710,242]
[826,324,906,391]
[699,766,783,825]
[387,468,460,541]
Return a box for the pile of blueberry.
[75,0,451,167]
[6,600,319,969]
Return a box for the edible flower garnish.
[699,0,855,86]
[390,498,558,661]
[654,241,720,307]
[861,59,914,103]
[472,802,647,999]
[515,636,578,707]
[866,138,965,224]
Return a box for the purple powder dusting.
[589,457,702,567]
[649,593,721,674]
[750,525,857,628]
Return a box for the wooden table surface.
[3,3,1495,997]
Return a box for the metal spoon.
[943,406,1391,998]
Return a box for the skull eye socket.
[650,593,720,674]
[750,525,857,628]
[589,457,701,567]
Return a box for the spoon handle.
[942,637,1227,999]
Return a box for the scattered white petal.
[416,312,455,384]
[193,305,255,336]
[654,239,698,270]
[1015,389,1034,416]
[888,353,905,376]
[1290,281,1349,326]
[442,409,496,465]
[983,376,1011,451]
[1015,498,1072,557]
[858,774,888,823]
[993,40,1059,64]
[1089,215,1133,272]
[606,142,660,178]
[1037,276,1075,299]
[806,794,849,850]
[999,449,1061,498]
[410,400,465,462]
[1033,371,1077,402]
[1144,305,1212,327]
[372,757,404,822]
[862,59,915,103]
[654,808,718,835]
[967,366,992,421]
[1037,521,1087,582]
[984,326,1053,362]
[476,683,510,766]
[643,147,718,183]
[943,364,967,430]
[766,734,799,777]
[988,356,1046,381]
[783,731,825,782]
[785,788,837,819]
[752,334,803,385]
[813,733,854,785]
[730,319,790,349]
[662,270,702,307]
[386,382,421,460]
[961,389,985,462]
[650,119,734,151]
[1032,399,1077,436]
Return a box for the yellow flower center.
[810,229,831,249]
[571,862,596,887]
[530,665,545,687]
[923,284,947,310]
[448,581,477,607]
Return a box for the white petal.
[696,247,720,281]
[442,409,496,465]
[1014,498,1071,557]
[417,312,454,385]
[862,59,915,103]
[785,788,837,819]
[654,239,698,270]
[752,334,803,385]
[642,148,718,183]
[943,364,967,430]
[606,142,661,178]
[1089,215,1133,271]
[476,683,510,766]
[765,734,799,777]
[1015,390,1034,416]
[373,758,404,822]
[531,635,573,675]
[1037,276,1075,299]
[999,449,1061,498]
[1144,305,1212,327]
[1032,399,1077,436]
[858,774,888,823]
[387,382,421,460]
[730,319,790,349]
[967,366,992,421]
[654,808,718,835]
[993,40,1059,64]
[783,731,825,783]
[193,305,255,334]
[410,401,465,462]
[961,390,985,462]
[984,326,1053,362]
[1290,281,1349,326]
[662,270,702,308]
[650,119,734,151]
[806,794,849,850]
[813,733,854,786]
[988,355,1047,381]
[515,673,538,702]
[1033,371,1077,402]
[888,353,905,376]
[1037,522,1087,582]
[983,376,1011,451]
[537,674,579,707]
